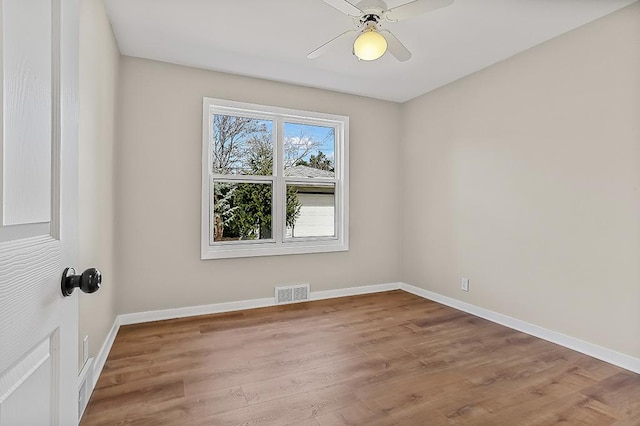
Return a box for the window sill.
[201,240,349,260]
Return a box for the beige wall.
[78,0,119,362]
[115,57,402,314]
[401,3,640,358]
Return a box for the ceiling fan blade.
[307,30,357,59]
[380,30,412,62]
[385,0,454,22]
[321,0,363,16]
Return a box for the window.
[201,98,349,259]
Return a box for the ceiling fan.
[308,0,454,62]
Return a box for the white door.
[0,0,79,424]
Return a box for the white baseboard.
[118,297,275,326]
[79,316,121,422]
[77,357,94,419]
[92,317,120,389]
[311,282,401,301]
[400,282,640,374]
[118,282,402,326]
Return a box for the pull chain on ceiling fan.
[308,0,454,62]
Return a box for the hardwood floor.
[81,291,640,425]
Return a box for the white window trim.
[201,98,349,260]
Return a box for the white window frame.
[201,98,349,259]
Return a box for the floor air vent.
[275,284,310,305]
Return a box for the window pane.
[213,181,273,241]
[283,122,335,179]
[212,114,273,176]
[286,183,335,238]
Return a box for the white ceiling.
[104,0,637,103]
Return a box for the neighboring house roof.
[284,165,334,178]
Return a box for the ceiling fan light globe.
[353,30,387,61]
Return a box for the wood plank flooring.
[81,290,640,425]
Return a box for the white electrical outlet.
[461,277,470,292]
[82,336,89,365]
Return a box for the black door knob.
[61,267,102,297]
